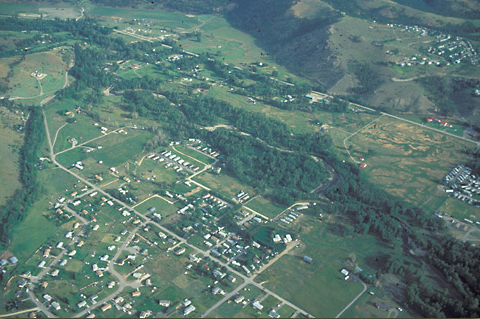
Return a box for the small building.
[9,256,18,264]
[101,303,112,312]
[158,300,171,307]
[51,269,59,277]
[43,294,53,302]
[303,256,313,264]
[132,290,141,297]
[174,247,186,255]
[252,300,264,311]
[51,301,61,311]
[17,279,27,288]
[269,310,280,318]
[234,295,245,304]
[184,305,196,315]
[38,260,46,268]
[341,269,349,276]
[77,300,87,308]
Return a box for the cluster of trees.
[0,108,45,248]
[315,96,349,112]
[207,129,328,204]
[177,96,332,154]
[404,236,480,318]
[1,17,110,40]
[418,76,456,116]
[348,61,382,95]
[326,153,442,241]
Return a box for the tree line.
[0,108,45,248]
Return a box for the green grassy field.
[53,117,104,154]
[0,2,80,19]
[56,129,153,167]
[0,50,68,99]
[0,107,23,207]
[437,197,480,221]
[254,215,392,317]
[173,144,216,165]
[136,157,185,184]
[88,5,199,30]
[8,168,78,261]
[338,286,413,318]
[134,195,178,217]
[245,197,287,220]
[194,171,258,200]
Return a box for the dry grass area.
[345,116,474,212]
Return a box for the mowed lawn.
[245,197,287,219]
[342,116,475,213]
[254,215,390,317]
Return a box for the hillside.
[226,0,480,125]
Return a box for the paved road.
[74,225,143,318]
[311,90,479,146]
[335,275,367,318]
[41,110,314,317]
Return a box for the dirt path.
[0,308,39,318]
[52,123,67,149]
[75,7,84,22]
[252,240,298,279]
[180,15,216,34]
[343,115,385,163]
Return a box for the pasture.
[0,50,67,99]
